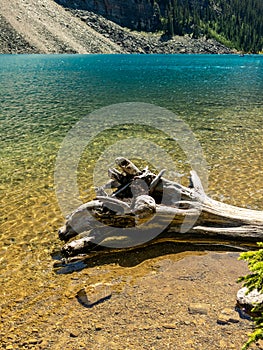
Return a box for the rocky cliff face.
[55,0,160,31]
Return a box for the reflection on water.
[0,54,262,330]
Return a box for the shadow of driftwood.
[53,237,254,275]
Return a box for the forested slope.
[57,0,262,53]
[157,0,262,53]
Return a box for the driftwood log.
[58,157,263,257]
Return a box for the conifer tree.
[154,0,262,52]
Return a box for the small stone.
[162,323,177,329]
[217,308,239,325]
[64,291,75,299]
[188,303,210,315]
[7,334,16,340]
[108,342,118,347]
[6,346,14,350]
[78,342,86,348]
[185,340,194,345]
[15,298,24,303]
[221,307,234,314]
[69,331,79,338]
[28,338,38,344]
[217,314,230,325]
[39,340,49,348]
[256,340,263,348]
[95,324,103,331]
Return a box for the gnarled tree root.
[58,157,263,257]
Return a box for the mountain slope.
[0,0,234,54]
[56,0,263,53]
[0,13,38,53]
[0,0,123,53]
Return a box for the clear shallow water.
[0,54,263,295]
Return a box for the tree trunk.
[58,157,263,257]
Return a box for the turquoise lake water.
[1,54,263,254]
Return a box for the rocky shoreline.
[70,9,234,55]
[0,0,234,54]
[1,251,262,350]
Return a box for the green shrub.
[238,242,263,349]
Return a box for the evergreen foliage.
[152,0,263,52]
[238,243,263,349]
